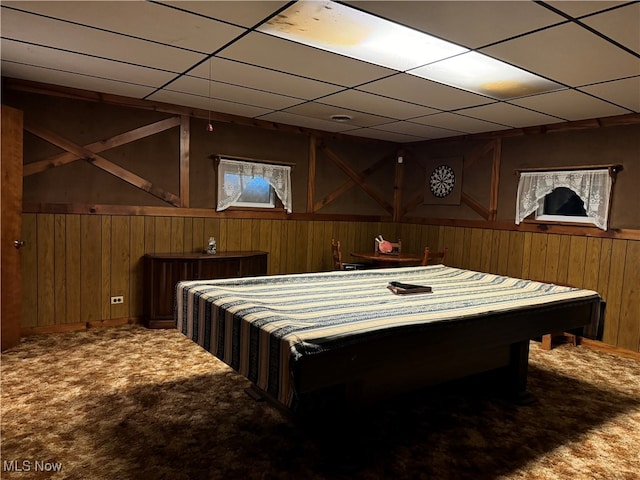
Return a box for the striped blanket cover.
[175,265,600,408]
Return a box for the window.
[216,157,292,213]
[515,167,619,231]
[535,186,593,225]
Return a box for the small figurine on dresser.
[207,236,217,255]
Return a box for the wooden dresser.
[143,251,268,328]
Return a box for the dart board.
[429,164,456,198]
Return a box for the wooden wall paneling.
[183,217,193,253]
[429,225,443,256]
[257,219,272,265]
[488,229,501,274]
[239,219,253,251]
[557,235,571,286]
[442,226,457,267]
[81,215,102,322]
[480,229,493,272]
[308,221,325,271]
[294,221,309,273]
[468,228,484,272]
[101,216,111,320]
[65,214,81,324]
[583,237,602,292]
[596,238,613,299]
[282,220,296,274]
[129,215,145,318]
[192,217,204,253]
[249,219,261,251]
[21,214,38,328]
[170,217,185,253]
[506,231,525,279]
[543,234,561,283]
[492,230,508,275]
[528,233,548,281]
[54,214,66,324]
[461,228,473,269]
[110,216,130,319]
[567,236,588,287]
[225,219,242,251]
[601,239,626,345]
[269,219,283,274]
[617,240,640,351]
[144,216,156,254]
[37,214,55,326]
[155,217,172,253]
[521,232,533,279]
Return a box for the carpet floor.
[1,325,639,480]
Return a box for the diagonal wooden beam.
[313,154,393,212]
[23,116,181,176]
[24,120,181,206]
[316,147,394,213]
[461,192,491,220]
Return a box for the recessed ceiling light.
[258,1,562,100]
[330,114,352,122]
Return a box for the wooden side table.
[143,251,267,328]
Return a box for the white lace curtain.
[515,169,613,230]
[217,158,292,213]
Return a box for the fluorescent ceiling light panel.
[258,1,468,71]
[409,51,563,100]
[259,1,562,100]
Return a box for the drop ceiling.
[1,1,639,143]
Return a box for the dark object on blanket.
[387,281,432,295]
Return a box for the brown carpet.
[1,325,639,480]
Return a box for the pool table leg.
[508,340,536,405]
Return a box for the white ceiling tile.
[509,89,631,121]
[1,1,246,54]
[258,111,356,133]
[374,121,461,139]
[344,127,424,143]
[482,22,640,87]
[318,90,440,120]
[579,77,640,113]
[546,1,628,18]
[1,40,176,87]
[580,3,640,55]
[282,102,392,128]
[359,74,494,110]
[163,1,289,28]
[0,61,157,99]
[346,1,566,48]
[149,90,272,118]
[1,7,203,72]
[218,32,394,87]
[411,112,509,134]
[459,102,563,128]
[168,76,302,110]
[188,58,342,100]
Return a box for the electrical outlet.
[110,296,124,305]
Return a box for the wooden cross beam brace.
[313,153,394,212]
[23,116,181,176]
[319,145,394,214]
[23,120,181,207]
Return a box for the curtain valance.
[515,169,612,230]
[217,158,292,213]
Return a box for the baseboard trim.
[579,338,640,361]
[21,317,142,337]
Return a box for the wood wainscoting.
[20,214,640,352]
